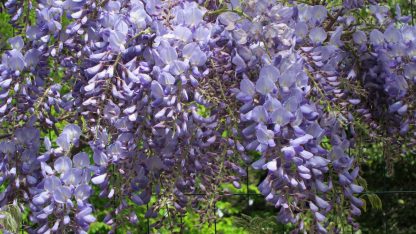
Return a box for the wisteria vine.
[0,0,415,233]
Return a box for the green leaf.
[356,176,368,190]
[0,204,22,233]
[361,197,367,212]
[234,214,282,234]
[0,13,13,50]
[196,104,210,118]
[88,222,112,234]
[365,193,382,210]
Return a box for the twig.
[0,133,11,140]
[206,7,252,21]
[412,0,415,25]
[325,9,344,31]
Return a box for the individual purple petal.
[256,77,276,95]
[44,176,62,192]
[316,180,330,192]
[369,5,389,24]
[260,65,279,82]
[255,66,278,95]
[24,49,41,67]
[64,215,70,224]
[353,30,367,45]
[83,214,96,223]
[315,195,330,209]
[397,104,408,115]
[290,134,313,147]
[232,53,246,72]
[241,78,255,97]
[130,6,149,29]
[179,2,205,26]
[91,174,107,185]
[350,184,364,193]
[295,22,308,39]
[351,204,361,216]
[310,201,319,212]
[317,222,327,233]
[159,72,176,86]
[151,81,164,99]
[309,27,327,44]
[252,106,268,123]
[348,99,361,105]
[131,194,144,205]
[232,29,248,44]
[339,174,351,187]
[33,191,50,205]
[309,156,330,168]
[299,150,313,159]
[314,212,326,222]
[369,29,384,46]
[41,162,54,175]
[93,150,108,166]
[2,49,25,71]
[384,26,402,44]
[75,184,91,201]
[62,124,82,142]
[251,158,266,170]
[350,196,364,207]
[73,152,90,168]
[158,42,178,65]
[104,101,121,122]
[310,5,327,24]
[62,168,82,186]
[8,36,24,50]
[256,124,275,147]
[53,186,72,204]
[266,159,278,171]
[77,205,92,216]
[270,107,292,126]
[44,137,52,151]
[173,26,192,42]
[281,146,296,159]
[54,156,72,174]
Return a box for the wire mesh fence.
[135,139,416,234]
[133,160,416,234]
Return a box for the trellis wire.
[141,168,416,233]
[14,146,413,234]
[15,131,416,233]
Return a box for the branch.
[205,7,252,21]
[0,133,11,140]
[325,9,344,31]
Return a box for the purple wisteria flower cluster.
[0,0,415,233]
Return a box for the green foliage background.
[0,1,415,233]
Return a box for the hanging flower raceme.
[31,124,94,233]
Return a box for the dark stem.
[325,9,344,31]
[412,0,415,25]
[0,133,11,140]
